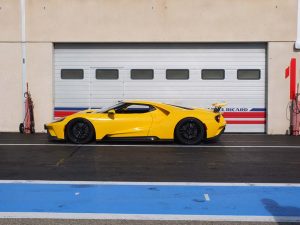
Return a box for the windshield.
[96,102,125,113]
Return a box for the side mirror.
[108,109,115,115]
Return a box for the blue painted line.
[250,108,266,112]
[54,107,88,111]
[0,183,300,217]
[54,107,101,111]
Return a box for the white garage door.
[54,44,266,133]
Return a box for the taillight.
[215,115,220,123]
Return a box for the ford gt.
[44,100,226,145]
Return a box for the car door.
[104,104,154,138]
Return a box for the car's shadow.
[48,138,220,146]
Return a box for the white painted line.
[0,212,299,222]
[0,180,300,187]
[1,143,300,148]
[204,193,210,201]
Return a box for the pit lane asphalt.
[0,133,300,183]
[0,219,299,225]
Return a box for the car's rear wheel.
[66,118,95,144]
[175,118,205,145]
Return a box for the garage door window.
[237,69,261,80]
[201,69,225,80]
[166,69,189,80]
[61,69,84,79]
[131,69,154,80]
[96,69,119,80]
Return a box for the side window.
[201,69,225,80]
[131,69,154,80]
[237,69,261,80]
[166,69,189,80]
[116,104,154,114]
[61,69,84,79]
[96,69,119,80]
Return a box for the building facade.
[0,0,299,134]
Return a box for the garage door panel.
[123,94,264,100]
[226,124,265,133]
[91,89,125,93]
[54,57,266,64]
[124,85,265,91]
[54,43,266,133]
[90,69,124,107]
[91,94,123,99]
[124,81,265,86]
[55,83,90,87]
[125,84,265,90]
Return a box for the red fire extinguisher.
[291,84,300,136]
[19,83,35,134]
[285,58,300,135]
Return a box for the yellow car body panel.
[45,100,226,141]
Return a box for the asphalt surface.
[0,133,300,183]
[1,133,300,225]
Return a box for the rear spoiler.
[212,102,227,113]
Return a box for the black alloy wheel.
[66,118,95,144]
[175,118,205,145]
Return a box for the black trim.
[130,69,154,80]
[205,126,226,141]
[201,69,225,80]
[166,69,189,80]
[46,130,61,141]
[61,69,84,80]
[95,69,119,80]
[237,69,261,80]
[102,136,160,142]
[112,103,156,114]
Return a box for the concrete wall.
[26,43,53,132]
[267,42,300,134]
[25,0,296,42]
[0,0,20,41]
[0,43,22,131]
[0,42,53,133]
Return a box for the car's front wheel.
[66,118,95,144]
[175,118,205,145]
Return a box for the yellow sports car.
[44,100,226,145]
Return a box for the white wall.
[267,42,300,134]
[0,43,23,131]
[26,43,53,132]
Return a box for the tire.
[30,123,35,134]
[174,118,205,145]
[66,118,95,144]
[19,123,24,134]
